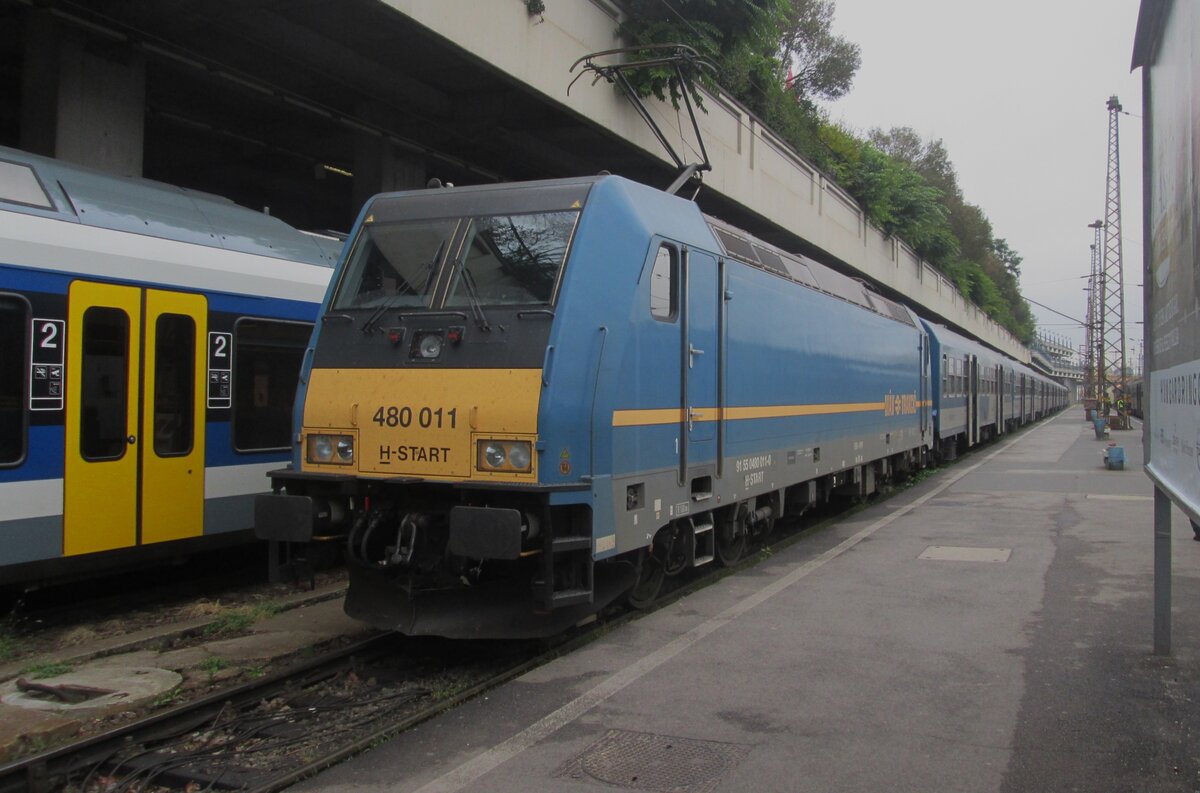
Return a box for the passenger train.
[255,174,1066,638]
[0,145,341,589]
[923,319,1064,459]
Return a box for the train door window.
[80,307,130,460]
[0,160,53,209]
[0,296,28,465]
[650,244,678,321]
[232,319,312,452]
[153,314,195,456]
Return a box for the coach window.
[80,307,130,460]
[0,296,28,465]
[232,319,312,452]
[154,314,195,456]
[650,245,677,321]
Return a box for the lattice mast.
[1100,96,1128,422]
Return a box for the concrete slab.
[0,707,79,763]
[0,667,181,716]
[290,413,1200,793]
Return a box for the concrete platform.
[293,412,1200,793]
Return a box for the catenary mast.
[1100,96,1128,427]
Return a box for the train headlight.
[507,442,532,471]
[483,442,506,469]
[307,433,354,465]
[477,440,533,473]
[412,331,444,360]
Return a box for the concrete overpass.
[3,0,1029,361]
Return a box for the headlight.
[483,442,506,468]
[477,439,533,473]
[412,331,444,360]
[507,442,531,471]
[307,433,354,465]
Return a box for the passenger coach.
[0,145,341,587]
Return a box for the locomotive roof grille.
[705,216,913,326]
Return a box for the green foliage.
[154,687,183,708]
[202,603,282,636]
[0,632,13,663]
[199,656,228,681]
[617,0,783,108]
[777,0,861,101]
[21,661,72,679]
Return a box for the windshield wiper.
[360,298,394,335]
[456,262,491,332]
[361,241,446,335]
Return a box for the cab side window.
[649,245,677,322]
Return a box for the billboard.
[1135,0,1200,526]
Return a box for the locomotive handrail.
[395,311,469,321]
[517,309,555,319]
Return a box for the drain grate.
[555,729,750,792]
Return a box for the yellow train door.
[64,282,207,555]
[141,289,207,544]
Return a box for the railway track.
[0,629,565,793]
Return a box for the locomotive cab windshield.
[331,185,585,316]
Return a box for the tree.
[992,238,1022,277]
[617,0,784,108]
[777,0,860,102]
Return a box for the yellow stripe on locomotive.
[300,367,541,482]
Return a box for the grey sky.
[824,0,1144,362]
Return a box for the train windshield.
[332,209,580,311]
[445,211,578,306]
[332,218,458,310]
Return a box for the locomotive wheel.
[627,548,665,609]
[715,503,749,566]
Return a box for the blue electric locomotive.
[0,145,341,588]
[257,175,944,638]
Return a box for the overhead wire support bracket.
[569,43,714,197]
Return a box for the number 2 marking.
[212,335,228,357]
[39,321,58,349]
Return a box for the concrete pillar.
[352,131,426,213]
[20,12,145,176]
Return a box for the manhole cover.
[555,729,749,792]
[919,546,1011,563]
